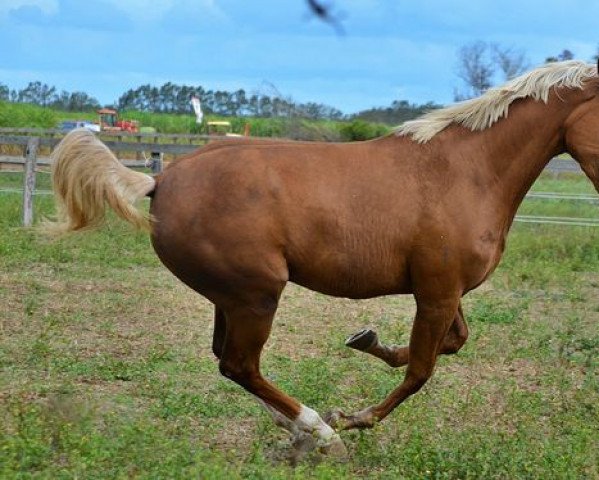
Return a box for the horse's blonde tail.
[44,128,156,235]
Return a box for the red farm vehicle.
[97,108,139,133]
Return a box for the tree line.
[0,81,101,112]
[0,79,440,124]
[0,80,349,120]
[116,83,345,120]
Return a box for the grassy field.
[1,172,598,479]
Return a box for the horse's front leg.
[328,294,460,430]
[345,303,469,367]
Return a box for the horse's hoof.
[288,432,318,466]
[325,407,376,431]
[345,328,378,352]
[319,434,348,461]
[346,407,377,430]
[288,431,347,465]
[323,409,343,429]
[291,431,317,453]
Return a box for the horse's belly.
[288,258,411,299]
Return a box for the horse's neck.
[467,97,573,213]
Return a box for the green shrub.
[340,119,390,141]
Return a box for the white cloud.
[0,0,58,16]
[105,0,224,25]
[105,0,175,23]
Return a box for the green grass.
[0,101,391,140]
[1,173,598,478]
[530,173,597,194]
[519,174,599,219]
[0,102,59,129]
[0,171,52,191]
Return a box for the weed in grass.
[558,331,599,368]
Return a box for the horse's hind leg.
[217,301,347,458]
[345,302,468,367]
[212,307,226,359]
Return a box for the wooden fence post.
[22,137,40,227]
[150,151,163,174]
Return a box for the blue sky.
[1,0,598,113]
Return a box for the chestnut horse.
[47,60,599,458]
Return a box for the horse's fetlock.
[212,343,223,360]
[218,361,238,380]
[407,372,430,391]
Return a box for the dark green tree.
[545,49,575,63]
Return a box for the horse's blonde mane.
[395,60,597,143]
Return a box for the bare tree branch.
[455,41,495,100]
[492,44,529,80]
